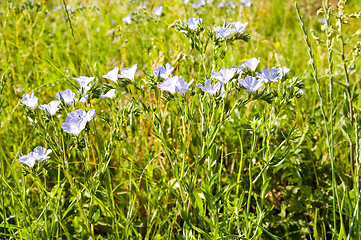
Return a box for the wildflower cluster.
[18,62,141,166]
[6,0,360,238]
[212,21,250,44]
[154,57,289,98]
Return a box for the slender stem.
[246,128,256,216]
[236,132,243,197]
[355,118,360,237]
[30,174,71,239]
[206,95,240,150]
[339,20,355,171]
[61,136,93,238]
[201,100,216,157]
[1,153,5,239]
[323,1,338,236]
[296,3,338,235]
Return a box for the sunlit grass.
[1,0,361,239]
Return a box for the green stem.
[296,3,337,236]
[246,128,256,216]
[338,15,355,171]
[61,136,93,239]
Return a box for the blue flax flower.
[210,68,237,83]
[192,0,205,9]
[214,26,235,39]
[73,76,95,88]
[229,21,248,33]
[196,77,225,97]
[226,1,236,7]
[153,63,174,79]
[182,18,203,30]
[217,1,225,7]
[118,64,137,81]
[66,109,95,122]
[239,76,263,93]
[218,1,235,7]
[19,152,36,167]
[39,100,61,115]
[256,67,281,82]
[242,0,252,7]
[231,64,245,75]
[242,57,260,71]
[56,89,75,105]
[19,90,38,109]
[278,67,290,78]
[103,67,119,82]
[33,146,52,162]
[19,146,52,167]
[158,76,194,95]
[61,109,95,135]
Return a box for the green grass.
[1,0,361,239]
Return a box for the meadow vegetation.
[1,0,361,239]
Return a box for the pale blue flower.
[229,21,248,33]
[61,115,87,135]
[196,77,225,97]
[242,0,251,7]
[103,67,119,82]
[192,0,205,9]
[122,14,131,24]
[239,76,263,93]
[183,0,190,3]
[67,109,95,122]
[39,100,61,115]
[33,146,52,162]
[152,6,163,16]
[218,1,235,8]
[242,57,260,71]
[231,64,245,75]
[217,2,225,7]
[210,68,237,83]
[158,76,194,95]
[182,18,203,30]
[278,67,290,78]
[73,76,95,88]
[214,26,235,39]
[118,64,137,81]
[56,89,75,105]
[20,91,38,109]
[153,63,174,79]
[61,109,95,135]
[100,89,116,99]
[19,146,51,167]
[256,67,281,82]
[84,109,96,122]
[19,152,36,167]
[226,1,235,7]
